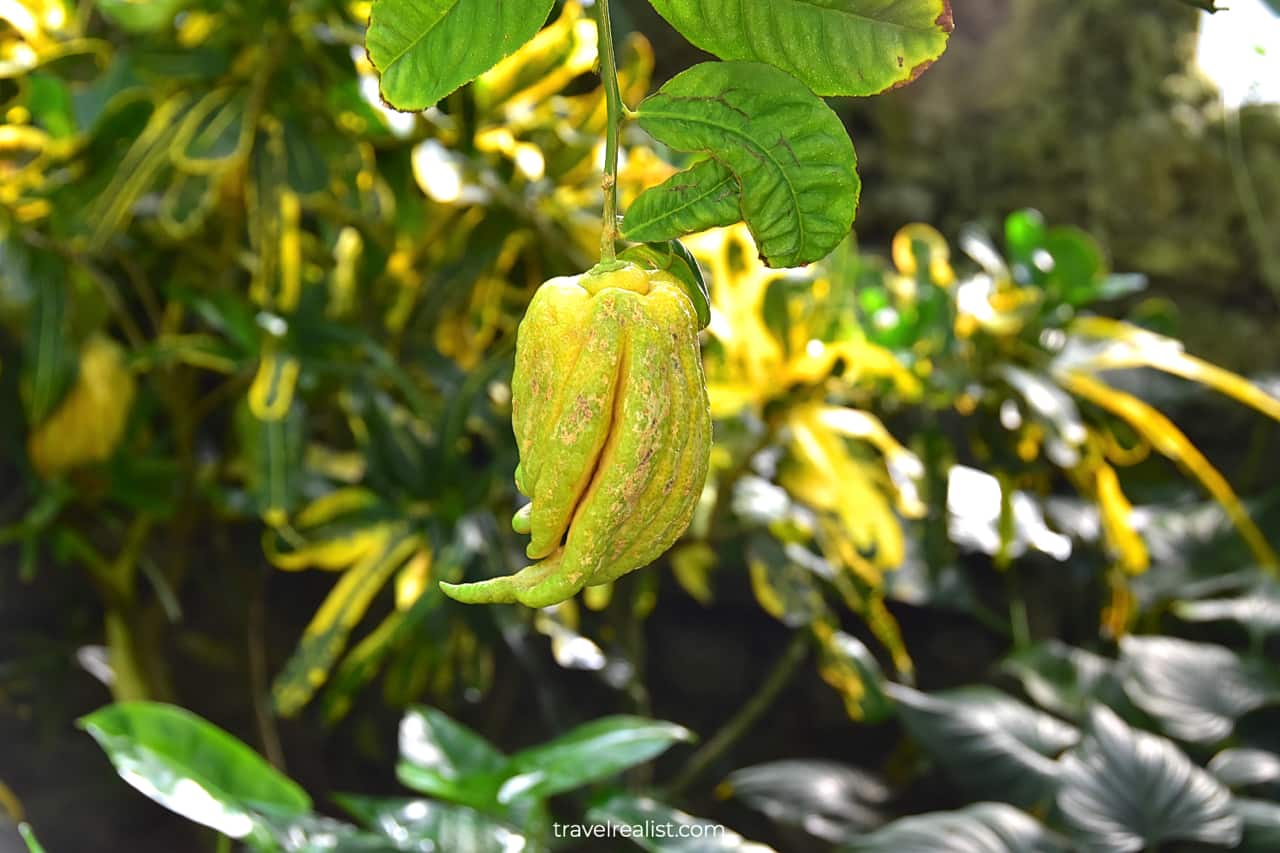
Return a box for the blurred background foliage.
[2,0,1280,851]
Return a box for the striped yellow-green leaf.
[367,0,556,111]
[636,61,858,268]
[647,0,953,96]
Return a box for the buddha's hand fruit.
[441,262,711,608]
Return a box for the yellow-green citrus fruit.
[441,262,711,607]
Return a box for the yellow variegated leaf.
[671,542,716,605]
[272,527,420,716]
[1094,461,1148,575]
[394,548,433,610]
[247,349,299,422]
[264,488,386,571]
[891,223,955,286]
[1063,372,1277,569]
[1069,317,1280,423]
[328,226,362,319]
[28,335,136,478]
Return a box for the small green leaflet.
[367,0,556,110]
[646,0,953,97]
[635,61,859,268]
[622,158,741,246]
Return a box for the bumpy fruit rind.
[440,263,711,607]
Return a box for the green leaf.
[619,240,713,328]
[1174,583,1280,635]
[636,61,859,268]
[725,760,888,842]
[645,0,953,97]
[841,803,1070,853]
[1208,748,1280,789]
[395,706,506,809]
[336,795,526,852]
[366,0,556,111]
[78,702,311,839]
[18,824,47,853]
[500,716,693,802]
[1057,704,1242,852]
[1238,798,1280,852]
[587,794,774,852]
[1119,635,1280,744]
[98,0,194,33]
[1001,640,1121,721]
[887,684,1078,808]
[622,158,741,246]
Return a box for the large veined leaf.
[841,803,1070,853]
[336,795,525,853]
[622,158,741,245]
[79,703,311,840]
[367,0,556,110]
[634,61,858,268]
[1119,635,1280,744]
[587,795,775,852]
[1056,704,1243,852]
[888,684,1078,808]
[646,0,953,97]
[499,716,693,802]
[725,760,889,842]
[395,706,506,809]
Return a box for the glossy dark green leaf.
[1208,748,1280,789]
[367,0,556,110]
[78,702,311,839]
[1056,704,1242,852]
[888,684,1078,808]
[619,240,712,328]
[16,246,76,426]
[501,716,693,802]
[1119,635,1280,744]
[1001,640,1120,721]
[725,760,888,842]
[396,706,505,808]
[814,629,893,723]
[646,0,953,97]
[256,812,407,853]
[841,803,1070,853]
[622,158,741,246]
[588,794,773,852]
[637,61,858,268]
[336,795,526,852]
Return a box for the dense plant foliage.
[3,1,1280,852]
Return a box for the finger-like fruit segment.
[442,263,713,608]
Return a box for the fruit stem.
[594,0,622,264]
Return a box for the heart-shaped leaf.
[367,0,556,110]
[588,794,775,852]
[1002,640,1120,721]
[79,702,311,839]
[888,684,1078,808]
[841,802,1070,852]
[635,61,858,268]
[1119,635,1280,744]
[1056,704,1243,852]
[646,0,954,97]
[1238,798,1280,852]
[725,760,889,842]
[1174,584,1280,635]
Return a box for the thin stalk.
[593,0,623,263]
[664,630,809,798]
